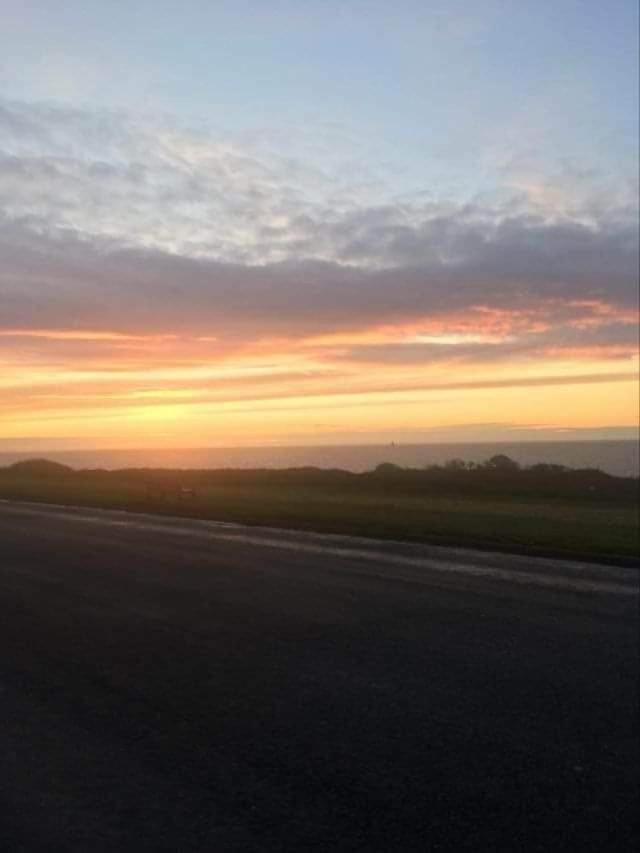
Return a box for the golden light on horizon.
[1,314,637,448]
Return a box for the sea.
[0,440,638,477]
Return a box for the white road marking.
[1,500,637,596]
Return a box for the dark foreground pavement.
[0,501,638,852]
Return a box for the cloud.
[336,320,639,366]
[0,211,637,342]
[0,98,638,375]
[0,99,382,263]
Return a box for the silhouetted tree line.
[365,454,640,503]
[1,455,637,505]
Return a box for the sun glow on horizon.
[2,312,637,448]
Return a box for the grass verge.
[0,475,637,565]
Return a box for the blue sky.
[2,0,637,198]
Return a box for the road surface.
[0,500,638,851]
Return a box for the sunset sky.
[1,0,638,449]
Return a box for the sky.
[0,0,638,449]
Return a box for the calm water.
[0,440,638,477]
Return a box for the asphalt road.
[0,501,638,852]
